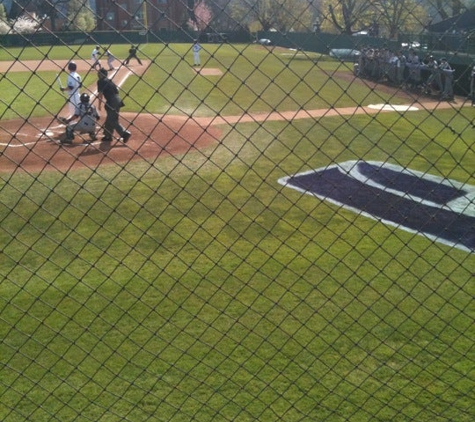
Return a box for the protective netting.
[0,0,474,421]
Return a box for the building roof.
[429,9,475,33]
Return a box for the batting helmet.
[80,93,90,103]
[67,61,77,71]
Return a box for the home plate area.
[0,113,220,173]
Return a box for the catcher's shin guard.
[65,127,74,141]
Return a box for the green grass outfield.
[0,44,474,421]
[1,43,408,119]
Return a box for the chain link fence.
[1,0,474,421]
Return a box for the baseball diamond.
[1,39,474,422]
[0,59,468,173]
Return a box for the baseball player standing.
[91,45,101,70]
[424,56,442,95]
[439,58,454,101]
[61,61,82,120]
[406,49,421,90]
[106,48,116,70]
[192,40,202,66]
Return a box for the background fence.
[1,0,474,420]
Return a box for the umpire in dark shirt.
[124,45,142,66]
[96,68,131,143]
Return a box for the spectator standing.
[96,68,131,143]
[192,40,202,66]
[124,45,142,66]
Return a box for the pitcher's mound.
[194,68,223,76]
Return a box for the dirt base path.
[0,59,468,173]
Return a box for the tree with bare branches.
[377,0,428,39]
[319,0,375,34]
[231,0,312,32]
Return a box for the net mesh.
[0,0,474,420]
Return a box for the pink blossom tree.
[188,0,213,31]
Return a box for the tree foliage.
[12,14,41,33]
[315,0,475,36]
[66,0,95,31]
[207,0,245,32]
[8,0,70,31]
[0,3,6,21]
[231,0,313,32]
[0,4,9,34]
[272,0,313,31]
[377,0,428,39]
[188,0,213,31]
[319,0,376,34]
[0,13,41,34]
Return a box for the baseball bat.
[56,74,63,90]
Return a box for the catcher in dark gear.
[62,93,100,144]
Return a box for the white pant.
[68,93,80,117]
[193,51,200,65]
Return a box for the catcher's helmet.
[67,61,77,71]
[80,93,90,103]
